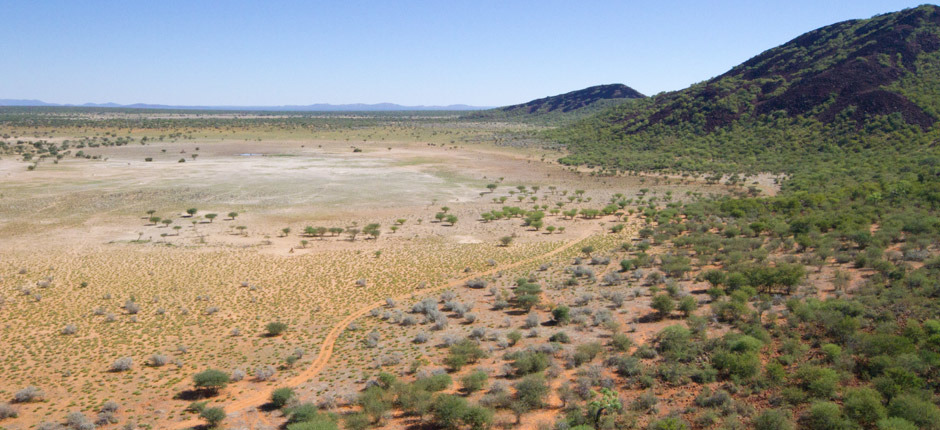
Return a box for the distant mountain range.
[0,99,487,112]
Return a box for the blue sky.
[0,1,930,106]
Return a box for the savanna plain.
[0,111,747,429]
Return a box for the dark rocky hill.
[553,5,940,177]
[465,84,645,123]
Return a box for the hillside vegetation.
[553,4,940,194]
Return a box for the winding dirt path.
[173,228,602,429]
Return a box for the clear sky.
[0,1,931,106]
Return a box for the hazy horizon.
[0,0,930,106]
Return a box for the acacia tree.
[363,223,381,239]
[227,211,238,220]
[186,208,198,217]
[651,294,674,319]
[193,369,230,395]
[205,213,217,223]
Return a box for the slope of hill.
[465,84,645,123]
[553,5,940,188]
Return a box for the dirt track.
[170,225,606,429]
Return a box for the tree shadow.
[259,402,279,413]
[174,389,217,401]
[636,313,666,324]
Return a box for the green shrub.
[764,362,786,386]
[678,296,697,317]
[266,321,288,336]
[286,403,327,424]
[821,344,842,362]
[793,365,839,399]
[462,406,494,430]
[552,305,571,325]
[507,330,522,346]
[712,350,760,380]
[393,383,433,416]
[376,372,397,389]
[509,350,550,376]
[800,401,851,430]
[634,345,658,359]
[611,333,633,351]
[460,371,488,394]
[342,412,370,430]
[550,331,571,343]
[651,294,675,318]
[430,394,468,430]
[780,387,807,405]
[753,408,794,430]
[513,374,549,411]
[357,386,392,423]
[691,364,717,383]
[694,387,732,409]
[414,374,452,392]
[857,333,915,357]
[648,416,690,430]
[712,299,749,322]
[887,394,940,430]
[608,355,642,377]
[875,417,919,430]
[271,387,295,409]
[572,342,603,367]
[445,339,486,371]
[287,411,338,430]
[843,387,886,427]
[200,407,226,427]
[655,325,692,362]
[621,259,635,271]
[186,400,208,413]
